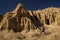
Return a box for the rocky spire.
[14,3,24,12]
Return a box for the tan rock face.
[0,3,60,40]
[0,3,60,34]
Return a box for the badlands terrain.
[0,3,60,40]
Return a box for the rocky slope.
[0,3,60,40]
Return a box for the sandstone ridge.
[0,3,60,40]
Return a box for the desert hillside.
[0,3,60,40]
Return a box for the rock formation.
[0,3,60,40]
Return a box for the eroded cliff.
[0,3,60,40]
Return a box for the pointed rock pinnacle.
[14,3,24,12]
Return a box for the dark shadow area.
[30,15,42,28]
[45,15,50,25]
[45,19,50,25]
[0,14,3,22]
[29,14,47,34]
[8,17,24,33]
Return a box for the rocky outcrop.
[0,3,60,40]
[0,3,41,33]
[0,3,60,34]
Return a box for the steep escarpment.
[0,3,43,33]
[0,3,60,40]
